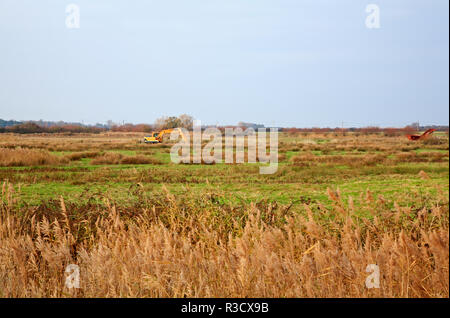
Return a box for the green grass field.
[1,132,448,215]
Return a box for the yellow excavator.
[144,128,187,144]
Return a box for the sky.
[0,0,448,127]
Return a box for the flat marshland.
[0,131,448,297]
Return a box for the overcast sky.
[0,0,448,127]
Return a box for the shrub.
[422,137,448,146]
[91,153,163,165]
[120,155,163,165]
[65,151,100,161]
[91,153,123,165]
[0,148,68,166]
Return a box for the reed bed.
[0,183,447,298]
[0,148,68,167]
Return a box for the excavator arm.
[157,128,188,142]
[144,128,188,144]
[155,129,174,142]
[406,129,436,141]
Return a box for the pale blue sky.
[0,0,448,127]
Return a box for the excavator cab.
[143,132,160,143]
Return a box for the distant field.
[0,132,448,297]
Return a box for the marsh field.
[0,131,448,297]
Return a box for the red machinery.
[406,128,436,141]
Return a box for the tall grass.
[91,153,162,165]
[0,182,447,297]
[0,148,68,167]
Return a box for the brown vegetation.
[0,131,448,298]
[0,184,447,297]
[0,148,68,167]
[120,155,163,165]
[91,153,162,165]
[65,151,100,161]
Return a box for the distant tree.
[383,128,402,137]
[360,126,381,135]
[8,123,45,134]
[403,126,416,135]
[154,116,168,130]
[165,116,181,129]
[154,115,193,130]
[178,114,194,130]
[111,123,154,132]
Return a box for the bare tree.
[178,114,194,130]
[154,116,168,130]
[165,116,181,129]
[154,114,193,130]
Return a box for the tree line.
[1,115,448,135]
[0,114,195,134]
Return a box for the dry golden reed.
[0,148,68,167]
[0,183,447,298]
[91,153,162,165]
